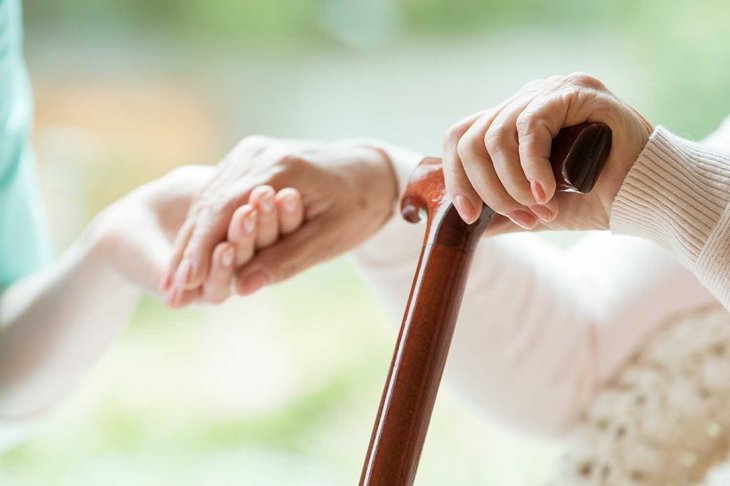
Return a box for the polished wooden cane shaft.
[360,122,612,486]
[360,203,493,485]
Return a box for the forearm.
[0,225,139,419]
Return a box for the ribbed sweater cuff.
[610,127,730,275]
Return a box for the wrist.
[344,138,422,200]
[82,209,143,296]
[351,140,398,209]
[597,111,655,230]
[610,126,730,267]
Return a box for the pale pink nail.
[453,194,477,223]
[243,212,257,234]
[507,209,537,229]
[261,196,274,214]
[528,204,553,222]
[221,247,234,267]
[530,180,547,204]
[284,197,298,214]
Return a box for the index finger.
[161,216,194,292]
[515,88,601,202]
[442,110,486,224]
[170,185,255,292]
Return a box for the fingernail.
[221,247,234,268]
[243,211,257,234]
[507,209,537,229]
[261,196,274,214]
[174,259,192,288]
[453,194,477,223]
[528,204,553,222]
[530,180,547,204]
[284,197,298,214]
[239,271,270,295]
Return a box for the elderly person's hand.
[443,72,653,233]
[164,137,398,298]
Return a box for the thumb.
[234,217,340,295]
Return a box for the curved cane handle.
[401,121,612,226]
[360,122,611,486]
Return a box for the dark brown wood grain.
[359,122,612,486]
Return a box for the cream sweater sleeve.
[351,146,717,438]
[610,122,730,308]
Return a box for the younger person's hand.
[443,72,653,234]
[89,165,302,308]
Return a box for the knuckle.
[443,122,464,150]
[564,72,604,90]
[515,112,538,135]
[483,127,508,155]
[441,161,466,193]
[455,136,478,162]
[276,153,306,170]
[266,153,309,188]
[266,171,287,191]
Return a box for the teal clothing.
[0,0,52,288]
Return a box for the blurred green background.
[2,0,729,484]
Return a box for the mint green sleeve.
[0,0,53,288]
[0,149,53,288]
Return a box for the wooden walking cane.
[359,122,612,486]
